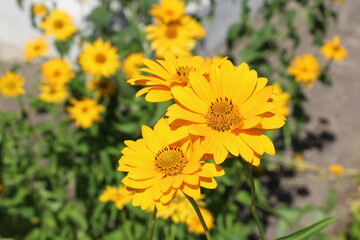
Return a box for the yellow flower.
[287,54,321,87]
[41,58,74,84]
[118,118,224,210]
[79,38,120,77]
[86,76,117,99]
[146,16,205,58]
[150,0,185,24]
[166,61,286,165]
[187,207,214,234]
[32,3,48,17]
[270,82,291,116]
[67,98,105,129]
[0,72,25,97]
[336,0,345,4]
[321,35,347,61]
[128,53,212,102]
[24,37,48,62]
[99,186,133,210]
[40,10,77,41]
[123,52,144,79]
[329,164,344,176]
[39,83,68,104]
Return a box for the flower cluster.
[0,72,25,97]
[145,0,205,57]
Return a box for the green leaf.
[54,38,74,57]
[276,216,336,240]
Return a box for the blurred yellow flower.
[67,98,105,129]
[0,72,25,97]
[187,207,214,234]
[24,37,48,62]
[99,186,133,210]
[294,152,307,172]
[336,0,345,4]
[39,83,69,104]
[41,58,74,84]
[146,16,205,58]
[270,82,291,116]
[118,118,224,210]
[329,164,344,176]
[128,53,210,102]
[321,35,347,61]
[123,52,144,79]
[287,54,321,87]
[32,3,48,17]
[150,0,185,24]
[87,77,117,99]
[79,38,120,77]
[167,61,286,165]
[40,10,77,41]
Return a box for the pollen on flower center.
[54,20,64,29]
[205,97,242,132]
[95,53,106,64]
[155,146,188,176]
[166,22,179,38]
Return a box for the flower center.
[54,20,64,29]
[166,22,179,38]
[98,81,109,89]
[155,146,187,176]
[6,82,16,89]
[205,97,242,132]
[171,66,194,86]
[95,53,106,64]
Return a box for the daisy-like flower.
[329,164,344,176]
[32,3,48,17]
[146,16,205,58]
[166,61,286,165]
[24,37,48,62]
[123,52,144,79]
[0,72,25,97]
[86,76,117,99]
[287,54,321,87]
[150,0,185,24]
[118,118,224,210]
[99,185,133,210]
[41,58,74,84]
[67,98,105,129]
[187,207,214,234]
[40,10,77,41]
[39,83,69,104]
[321,35,348,61]
[270,82,291,116]
[79,38,120,77]
[128,53,214,102]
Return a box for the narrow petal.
[181,184,201,199]
[199,177,217,189]
[171,87,208,114]
[184,175,200,186]
[145,88,173,102]
[189,71,213,104]
[142,125,163,154]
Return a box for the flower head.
[0,72,25,97]
[32,3,48,17]
[329,164,344,176]
[287,54,321,87]
[99,185,133,210]
[86,76,117,99]
[118,118,224,210]
[128,53,212,102]
[146,16,205,58]
[166,60,286,165]
[24,37,48,62]
[67,98,105,129]
[41,58,74,84]
[79,38,120,77]
[187,207,214,234]
[40,10,77,41]
[150,0,185,24]
[270,82,291,116]
[321,35,347,61]
[123,52,144,79]
[39,83,69,104]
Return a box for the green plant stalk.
[148,207,157,240]
[185,194,212,240]
[238,157,266,240]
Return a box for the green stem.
[185,194,212,240]
[148,207,157,240]
[238,157,266,240]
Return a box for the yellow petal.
[171,87,208,114]
[145,88,173,102]
[189,71,213,104]
[199,177,217,189]
[141,125,162,154]
[184,175,200,186]
[181,184,201,199]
